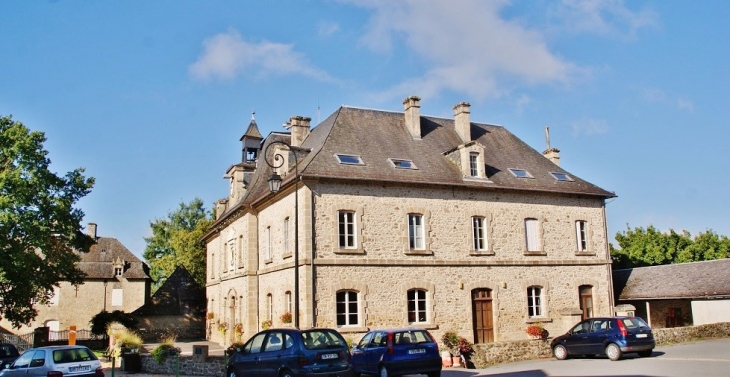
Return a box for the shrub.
[108,325,143,352]
[90,310,137,337]
[151,338,180,364]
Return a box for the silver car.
[0,345,104,377]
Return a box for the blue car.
[551,316,655,361]
[226,328,353,377]
[351,328,441,377]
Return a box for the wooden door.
[579,285,593,320]
[472,289,494,343]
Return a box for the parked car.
[0,345,104,377]
[0,344,20,369]
[226,328,353,377]
[551,316,655,361]
[351,328,441,377]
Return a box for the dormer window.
[114,267,122,276]
[509,168,533,178]
[469,153,479,177]
[550,172,574,181]
[334,154,365,165]
[388,158,417,169]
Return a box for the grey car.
[0,345,103,377]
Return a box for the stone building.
[0,223,151,334]
[203,97,616,346]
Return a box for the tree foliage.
[611,225,730,269]
[89,310,138,336]
[0,115,95,327]
[143,198,211,292]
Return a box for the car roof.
[26,345,90,351]
[367,328,430,333]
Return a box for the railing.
[1,332,33,352]
[49,329,101,341]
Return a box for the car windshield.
[622,317,649,329]
[394,330,433,344]
[301,330,346,350]
[53,348,96,364]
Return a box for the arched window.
[407,289,427,324]
[336,290,359,327]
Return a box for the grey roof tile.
[613,259,730,300]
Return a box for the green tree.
[611,225,729,269]
[143,198,211,292]
[1,115,95,327]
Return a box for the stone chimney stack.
[403,96,421,140]
[289,116,312,147]
[542,127,560,166]
[87,222,97,239]
[454,102,471,142]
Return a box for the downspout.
[603,200,616,315]
[310,188,317,328]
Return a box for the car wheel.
[638,350,653,357]
[605,343,622,361]
[379,365,389,377]
[279,370,294,377]
[553,344,569,360]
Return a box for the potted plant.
[526,324,547,339]
[234,323,244,341]
[261,320,273,330]
[280,312,292,324]
[441,331,472,367]
[217,322,228,339]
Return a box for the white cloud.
[553,0,659,38]
[189,29,336,83]
[571,118,609,136]
[677,96,694,112]
[318,21,340,37]
[352,0,579,101]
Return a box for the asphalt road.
[440,337,730,377]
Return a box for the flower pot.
[452,355,462,367]
[441,351,453,367]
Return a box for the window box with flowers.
[526,324,548,339]
[261,320,273,330]
[280,312,292,324]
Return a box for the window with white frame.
[408,214,425,250]
[285,291,292,314]
[525,218,540,252]
[336,290,359,326]
[575,220,588,251]
[228,240,235,271]
[338,211,357,248]
[266,293,273,321]
[114,267,123,276]
[472,216,488,251]
[265,226,271,260]
[284,217,290,254]
[469,153,479,177]
[527,286,543,317]
[407,289,427,323]
[111,288,123,307]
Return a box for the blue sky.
[2,0,728,259]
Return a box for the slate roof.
[75,237,150,280]
[133,265,204,315]
[212,105,614,228]
[613,259,730,300]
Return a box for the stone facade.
[204,99,615,348]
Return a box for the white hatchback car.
[0,345,103,377]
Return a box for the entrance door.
[579,285,593,320]
[472,289,494,343]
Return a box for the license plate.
[69,366,91,373]
[321,353,338,360]
[408,348,426,354]
[636,334,647,338]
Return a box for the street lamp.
[264,140,299,329]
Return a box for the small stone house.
[203,96,616,346]
[0,223,151,334]
[613,259,730,328]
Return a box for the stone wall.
[135,323,730,375]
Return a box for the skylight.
[388,158,417,170]
[508,168,533,178]
[334,154,365,165]
[550,172,574,182]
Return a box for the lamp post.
[264,140,299,329]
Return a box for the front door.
[579,285,593,320]
[472,289,494,343]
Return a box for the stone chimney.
[543,126,560,166]
[403,96,421,140]
[454,102,471,143]
[289,116,311,147]
[454,102,471,142]
[87,222,97,239]
[215,199,229,220]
